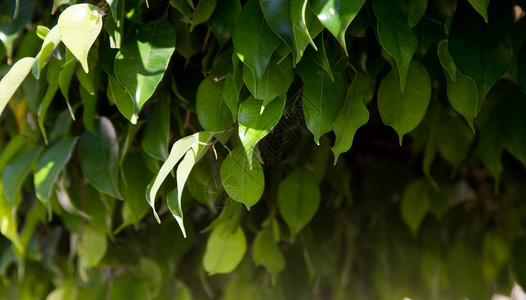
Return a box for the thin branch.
[196,122,238,146]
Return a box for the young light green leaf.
[196,77,233,132]
[141,94,170,161]
[0,57,35,117]
[449,3,512,110]
[377,61,431,144]
[220,147,264,210]
[170,148,198,237]
[400,179,430,236]
[331,72,371,164]
[468,0,490,22]
[77,225,107,268]
[238,95,286,167]
[253,225,285,277]
[232,0,281,94]
[146,135,197,223]
[114,20,176,115]
[296,54,346,144]
[310,0,365,55]
[79,117,121,199]
[32,25,61,79]
[203,223,246,275]
[277,169,320,239]
[373,0,417,92]
[34,138,77,204]
[260,0,297,62]
[57,4,103,73]
[1,147,41,204]
[243,54,293,107]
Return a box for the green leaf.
[238,95,286,167]
[34,138,77,204]
[0,135,26,172]
[512,238,526,290]
[309,35,334,81]
[402,0,427,27]
[310,0,365,55]
[331,72,371,164]
[377,61,431,144]
[105,0,119,22]
[38,58,62,145]
[290,0,324,64]
[232,0,282,94]
[449,3,512,110]
[296,54,346,144]
[79,117,121,199]
[260,0,296,62]
[114,21,176,116]
[373,0,417,92]
[468,0,490,22]
[57,4,103,73]
[32,25,61,79]
[110,275,148,300]
[203,223,246,275]
[208,0,241,48]
[119,152,152,228]
[220,147,265,209]
[277,169,320,239]
[1,147,41,204]
[0,57,34,117]
[196,77,233,132]
[400,179,430,236]
[435,112,474,170]
[185,0,217,27]
[252,225,285,277]
[243,54,293,107]
[290,0,315,52]
[107,75,136,124]
[446,243,488,299]
[222,58,244,121]
[437,40,477,130]
[77,225,107,268]
[141,94,170,161]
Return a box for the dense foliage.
[1,0,526,298]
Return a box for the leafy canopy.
[1,0,526,298]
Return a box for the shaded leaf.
[196,77,233,132]
[331,72,371,164]
[1,147,41,204]
[277,169,320,239]
[377,61,431,144]
[232,0,281,94]
[220,147,264,209]
[34,138,77,204]
[373,0,417,92]
[253,225,285,277]
[260,0,297,61]
[79,117,121,199]
[400,179,430,236]
[141,94,170,161]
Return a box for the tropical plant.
[1,0,526,298]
